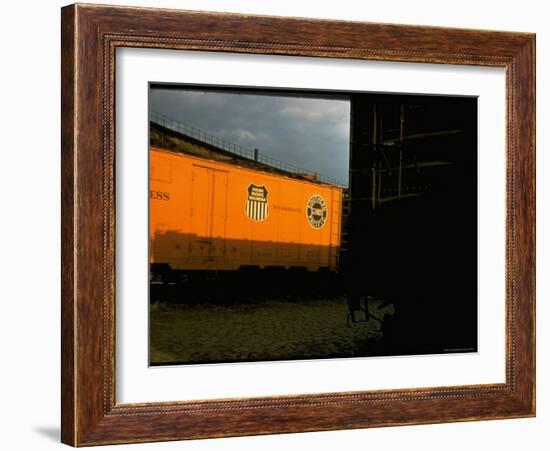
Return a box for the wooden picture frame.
[61,3,535,446]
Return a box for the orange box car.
[150,147,343,272]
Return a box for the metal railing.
[150,110,347,187]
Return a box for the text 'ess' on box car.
[149,146,344,291]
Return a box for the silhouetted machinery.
[344,94,478,352]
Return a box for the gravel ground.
[150,298,395,364]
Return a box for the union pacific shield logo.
[245,184,269,221]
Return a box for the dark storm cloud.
[149,88,350,186]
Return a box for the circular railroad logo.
[306,194,328,229]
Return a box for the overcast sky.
[149,88,350,186]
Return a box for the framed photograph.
[61,3,535,446]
